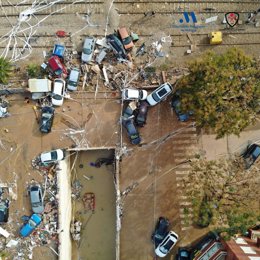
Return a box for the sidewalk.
[200,128,260,160]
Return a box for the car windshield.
[42,113,52,119]
[152,92,160,102]
[158,88,167,97]
[53,94,62,100]
[160,240,175,253]
[253,146,260,158]
[83,48,92,55]
[155,233,164,239]
[50,151,58,160]
[54,69,62,75]
[122,36,132,45]
[68,80,77,86]
[28,219,37,228]
[131,134,139,140]
[32,201,41,206]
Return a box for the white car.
[40,149,65,164]
[52,79,66,106]
[155,231,179,258]
[81,37,95,63]
[122,88,148,100]
[146,82,173,106]
[67,68,80,91]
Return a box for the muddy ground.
[0,1,260,260]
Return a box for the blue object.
[52,44,65,58]
[183,12,190,23]
[252,146,260,159]
[171,97,193,122]
[20,213,42,237]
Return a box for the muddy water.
[70,150,116,260]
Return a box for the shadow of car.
[20,213,42,237]
[171,94,193,122]
[0,199,9,223]
[146,82,173,106]
[135,101,149,127]
[155,230,179,257]
[40,106,55,133]
[242,143,260,169]
[29,184,44,214]
[151,217,170,247]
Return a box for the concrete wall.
[57,159,72,260]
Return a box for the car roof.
[53,81,64,95]
[48,56,62,71]
[118,27,129,39]
[31,190,41,203]
[69,68,80,80]
[84,37,95,47]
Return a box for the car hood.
[32,204,44,214]
[81,53,91,63]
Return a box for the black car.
[190,231,219,259]
[0,199,9,223]
[242,143,260,169]
[106,34,128,59]
[135,101,149,127]
[151,217,170,247]
[176,248,191,260]
[40,106,55,133]
[122,118,141,145]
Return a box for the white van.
[28,79,52,100]
[67,68,80,91]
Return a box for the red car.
[48,56,67,78]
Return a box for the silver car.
[67,68,80,91]
[29,184,44,214]
[81,37,95,63]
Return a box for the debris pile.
[70,220,82,241]
[0,98,10,118]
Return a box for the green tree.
[184,158,260,236]
[0,58,12,84]
[27,63,41,78]
[177,48,260,139]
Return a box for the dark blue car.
[20,213,42,237]
[122,118,141,145]
[242,143,260,169]
[171,94,193,122]
[151,217,170,247]
[52,44,65,58]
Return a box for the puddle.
[70,149,116,260]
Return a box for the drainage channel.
[57,148,120,260]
